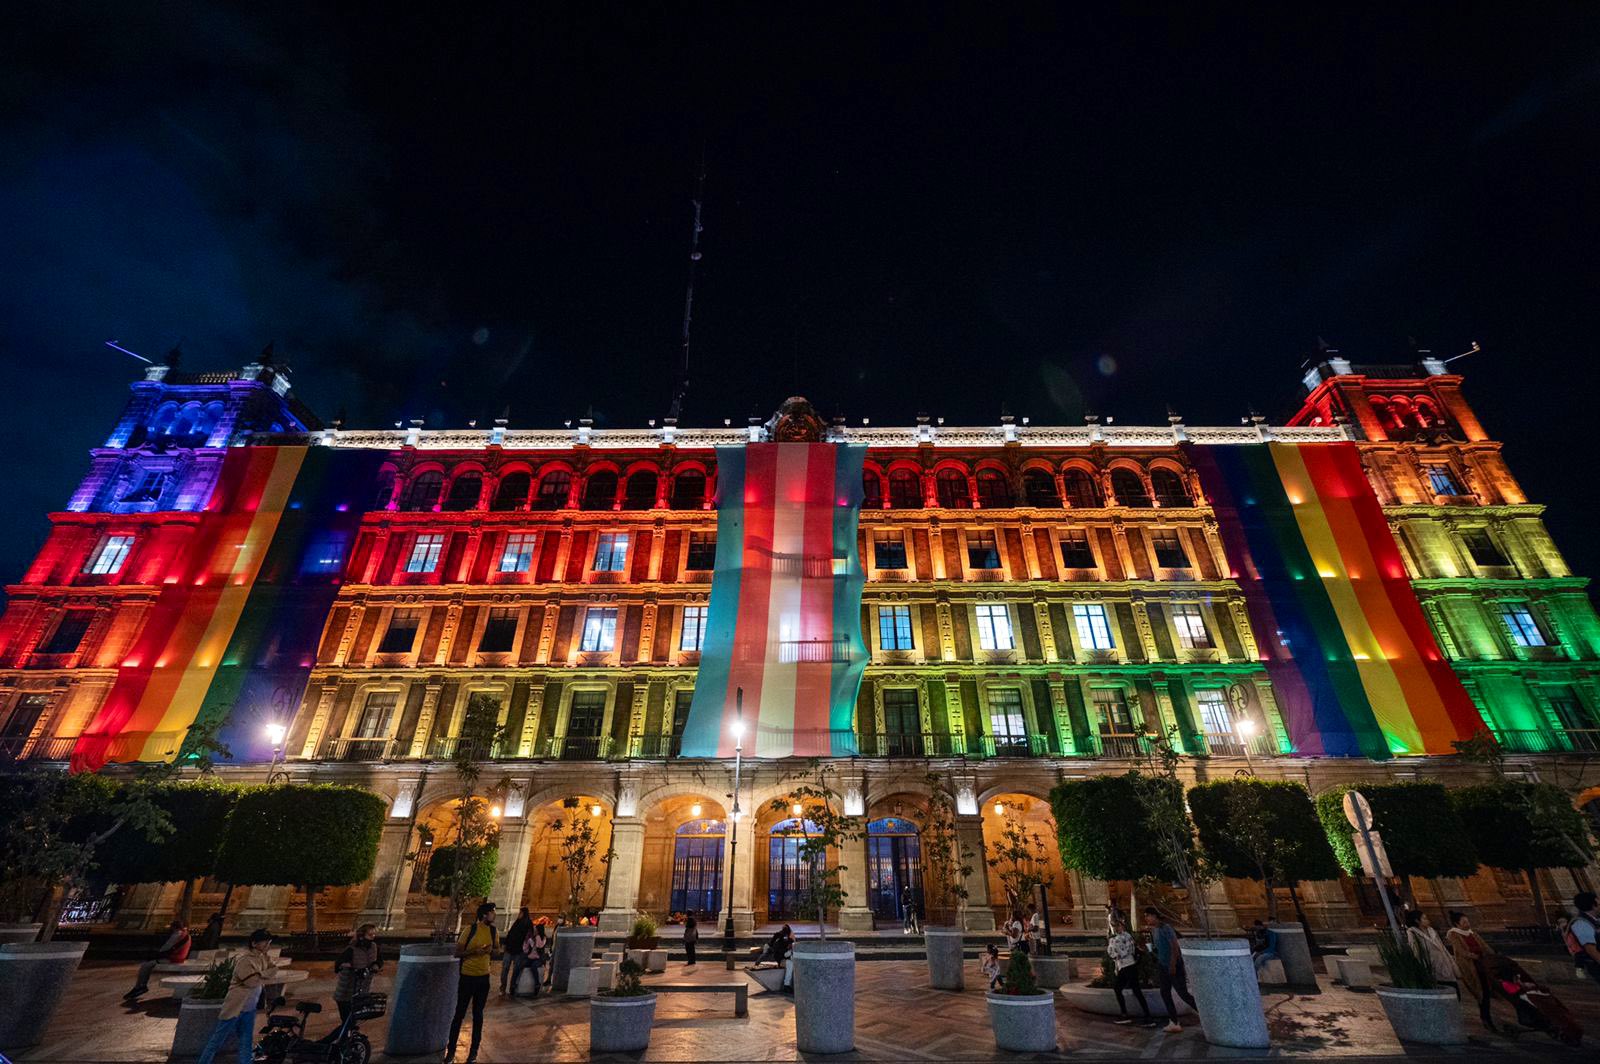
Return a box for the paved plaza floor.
[14,956,1600,1063]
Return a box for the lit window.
[353,692,397,738]
[966,529,1001,570]
[1423,464,1464,496]
[888,469,922,509]
[580,607,618,652]
[478,607,519,652]
[1091,688,1134,733]
[39,611,93,654]
[405,533,446,573]
[936,469,971,508]
[873,529,907,569]
[1111,469,1151,507]
[1498,603,1549,648]
[593,532,630,572]
[1073,603,1116,650]
[681,605,707,651]
[1151,469,1192,507]
[377,609,422,653]
[878,605,914,651]
[686,532,717,571]
[975,603,1014,650]
[1172,603,1212,649]
[1151,528,1189,569]
[1461,528,1509,567]
[987,688,1027,744]
[1195,689,1232,734]
[499,532,536,573]
[1060,528,1096,568]
[84,534,134,575]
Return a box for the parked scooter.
[254,989,386,1064]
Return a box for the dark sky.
[2,3,1599,586]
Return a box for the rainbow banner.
[1187,442,1482,758]
[679,443,869,758]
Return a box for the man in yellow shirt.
[446,902,498,1064]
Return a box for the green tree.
[1451,780,1593,923]
[436,693,510,930]
[215,784,385,934]
[1051,773,1169,882]
[768,763,864,940]
[1314,782,1478,917]
[1188,778,1340,922]
[425,842,498,901]
[96,779,241,924]
[919,774,973,926]
[548,804,612,922]
[984,817,1053,917]
[1131,728,1218,933]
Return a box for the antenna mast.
[669,153,707,420]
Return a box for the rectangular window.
[1059,528,1096,568]
[878,605,914,650]
[1461,528,1509,567]
[301,533,348,575]
[39,611,92,655]
[1195,689,1233,735]
[974,603,1014,650]
[1545,686,1595,731]
[478,607,519,652]
[593,532,630,572]
[1091,688,1134,733]
[0,693,48,738]
[404,532,446,573]
[84,534,134,575]
[1423,464,1464,496]
[1498,602,1549,648]
[353,692,398,738]
[872,529,908,569]
[966,529,1001,570]
[883,689,921,735]
[498,532,536,573]
[1171,603,1212,649]
[680,605,707,651]
[580,606,618,652]
[1073,603,1116,650]
[670,690,693,745]
[377,609,422,653]
[563,691,607,758]
[686,532,717,571]
[1151,528,1189,568]
[987,688,1028,744]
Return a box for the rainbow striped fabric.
[1187,442,1482,758]
[678,443,870,758]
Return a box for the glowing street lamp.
[263,721,289,785]
[723,688,745,956]
[1236,717,1259,774]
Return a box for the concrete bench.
[160,975,207,1001]
[566,966,602,997]
[649,982,747,1017]
[1255,958,1286,984]
[1330,956,1378,989]
[743,965,787,994]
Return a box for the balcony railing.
[1196,732,1280,759]
[318,737,393,762]
[629,734,683,759]
[0,735,77,761]
[426,736,512,761]
[545,735,614,761]
[970,733,1050,759]
[1490,728,1600,754]
[1080,732,1151,759]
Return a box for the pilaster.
[599,818,646,930]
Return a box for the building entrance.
[670,818,724,917]
[767,817,821,919]
[866,816,922,921]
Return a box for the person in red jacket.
[124,919,192,999]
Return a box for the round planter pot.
[171,998,227,1059]
[385,943,458,1057]
[1030,955,1074,990]
[0,924,41,945]
[924,927,964,990]
[1058,982,1191,1017]
[1181,938,1270,1049]
[590,993,657,1053]
[986,993,1057,1053]
[1375,986,1466,1046]
[552,928,598,992]
[0,940,88,1050]
[1267,923,1318,990]
[793,940,855,1054]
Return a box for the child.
[981,944,1002,990]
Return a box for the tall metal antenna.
[668,151,707,421]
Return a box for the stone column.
[490,819,537,917]
[236,885,291,930]
[955,814,996,930]
[723,818,756,935]
[299,684,340,759]
[598,818,646,931]
[361,821,421,930]
[837,827,874,932]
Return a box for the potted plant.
[919,775,973,990]
[626,913,659,951]
[548,806,611,991]
[171,958,235,1058]
[1060,952,1189,1019]
[985,813,1070,987]
[986,949,1056,1052]
[590,958,656,1052]
[1373,929,1466,1045]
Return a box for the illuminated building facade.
[1,355,1597,933]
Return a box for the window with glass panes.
[888,469,922,509]
[862,471,883,509]
[974,603,1014,650]
[592,532,629,572]
[405,532,445,573]
[1461,528,1509,567]
[987,689,1028,745]
[84,534,134,574]
[478,607,519,652]
[1498,602,1549,647]
[377,609,421,653]
[670,689,693,754]
[499,532,536,572]
[883,688,921,737]
[535,471,571,509]
[1171,603,1212,648]
[966,529,1001,569]
[1423,464,1464,496]
[1059,528,1096,568]
[1544,685,1595,731]
[565,691,606,746]
[39,611,92,654]
[1091,688,1135,733]
[1072,603,1115,650]
[580,607,618,652]
[1195,689,1233,736]
[878,605,913,650]
[680,605,707,651]
[0,694,47,738]
[1150,528,1189,568]
[935,469,970,508]
[873,528,907,569]
[686,532,717,570]
[352,692,398,738]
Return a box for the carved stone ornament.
[767,396,827,443]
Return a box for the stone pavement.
[13,956,1600,1063]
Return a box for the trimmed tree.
[1052,772,1169,926]
[215,784,385,934]
[548,803,612,922]
[425,842,498,902]
[768,763,864,940]
[1450,780,1594,923]
[1314,782,1478,914]
[1188,778,1340,922]
[95,779,241,924]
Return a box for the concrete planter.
[986,992,1057,1053]
[1030,955,1075,989]
[1058,982,1191,1017]
[385,943,458,1056]
[1268,923,1318,990]
[170,998,227,1059]
[589,993,657,1053]
[793,940,854,1054]
[0,940,88,1049]
[0,924,41,945]
[924,927,964,990]
[1375,986,1467,1046]
[1181,938,1269,1049]
[552,928,598,992]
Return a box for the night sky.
[2,4,1599,587]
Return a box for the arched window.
[582,470,618,511]
[442,472,482,511]
[149,403,179,439]
[533,470,572,510]
[670,470,707,510]
[372,471,397,511]
[623,470,658,510]
[866,817,922,921]
[1413,398,1441,428]
[888,469,922,509]
[1023,469,1060,507]
[1063,468,1102,508]
[1110,469,1151,508]
[1150,469,1191,507]
[935,468,971,508]
[671,818,725,916]
[861,470,883,509]
[491,472,530,511]
[975,469,1014,508]
[404,470,443,511]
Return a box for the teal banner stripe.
[827,444,869,755]
[678,446,747,757]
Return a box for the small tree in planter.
[424,840,498,908]
[1372,928,1465,1045]
[1053,773,1169,929]
[96,779,241,925]
[547,803,613,990]
[435,694,512,933]
[768,766,864,939]
[1314,782,1478,916]
[985,948,1056,1051]
[170,957,236,1057]
[1132,729,1219,933]
[591,957,656,1052]
[919,775,973,988]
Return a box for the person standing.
[522,920,551,998]
[683,915,699,967]
[1403,911,1458,992]
[124,919,192,999]
[1003,912,1025,953]
[1144,906,1197,1033]
[1568,891,1600,986]
[1107,916,1153,1027]
[196,928,275,1064]
[500,907,532,996]
[1445,910,1497,1031]
[447,902,498,1064]
[332,924,383,1024]
[1027,903,1044,948]
[981,944,1003,989]
[901,884,920,934]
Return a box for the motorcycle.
[254,987,386,1064]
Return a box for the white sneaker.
[1163,1021,1182,1033]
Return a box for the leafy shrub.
[1313,782,1477,879]
[628,913,659,941]
[602,958,649,997]
[424,844,498,901]
[194,957,236,1001]
[1374,930,1435,990]
[997,949,1040,995]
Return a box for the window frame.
[974,603,1015,651]
[404,532,447,574]
[478,606,520,653]
[680,605,707,652]
[579,606,619,652]
[1072,602,1116,651]
[1422,463,1464,496]
[1498,601,1550,648]
[498,532,537,573]
[965,529,1001,570]
[686,531,717,571]
[878,604,914,651]
[1171,602,1212,649]
[592,532,630,572]
[1150,527,1190,569]
[377,608,422,654]
[39,611,93,655]
[84,533,135,575]
[1059,528,1096,569]
[872,528,908,569]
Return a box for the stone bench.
[159,975,206,1001]
[649,982,748,1017]
[625,947,668,972]
[743,965,787,994]
[1255,958,1286,984]
[1330,956,1378,989]
[566,966,602,997]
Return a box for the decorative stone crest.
[767,396,827,443]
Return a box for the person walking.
[683,914,699,967]
[446,902,498,1064]
[1445,910,1497,1031]
[1568,891,1600,985]
[124,919,192,999]
[1107,916,1153,1026]
[332,924,383,1024]
[981,943,1003,989]
[196,928,275,1064]
[1003,911,1025,954]
[1403,911,1458,992]
[1144,906,1197,1033]
[500,907,532,996]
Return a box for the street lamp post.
[263,721,289,785]
[723,687,745,957]
[1236,717,1258,775]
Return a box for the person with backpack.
[446,902,498,1064]
[1144,906,1198,1033]
[1568,891,1600,986]
[124,918,191,999]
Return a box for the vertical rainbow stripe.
[679,443,869,758]
[1188,442,1482,757]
